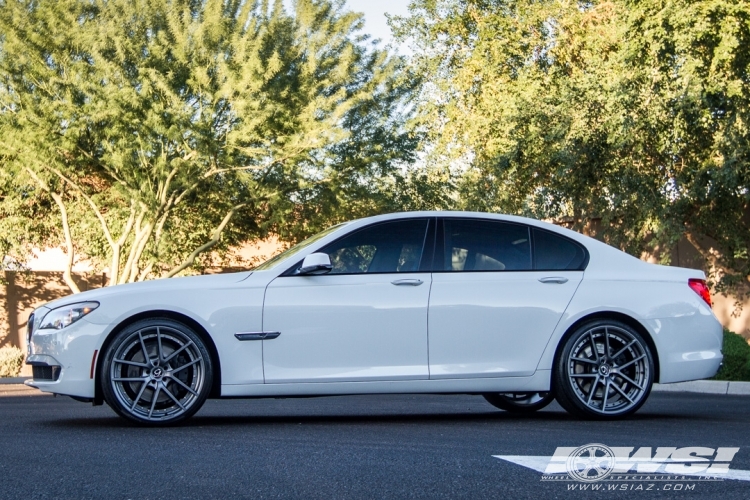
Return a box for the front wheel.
[554,320,654,419]
[483,392,555,413]
[100,318,213,425]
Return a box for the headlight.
[39,302,99,330]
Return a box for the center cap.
[599,364,611,376]
[152,367,164,379]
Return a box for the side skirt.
[220,370,551,397]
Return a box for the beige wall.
[0,271,106,352]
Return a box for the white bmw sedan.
[25,211,723,424]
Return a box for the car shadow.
[43,407,695,429]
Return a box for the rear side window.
[533,228,587,270]
[442,219,532,272]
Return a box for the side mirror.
[298,253,332,275]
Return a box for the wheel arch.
[552,311,661,384]
[94,310,222,405]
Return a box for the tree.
[0,0,420,292]
[393,0,750,297]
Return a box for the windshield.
[253,223,348,271]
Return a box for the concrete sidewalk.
[653,380,750,395]
[0,377,30,385]
[0,378,45,397]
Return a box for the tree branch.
[25,168,81,294]
[163,204,246,278]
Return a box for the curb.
[0,377,31,385]
[653,380,750,395]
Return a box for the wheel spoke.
[586,376,600,405]
[604,327,611,358]
[571,357,597,365]
[571,373,598,378]
[148,386,161,419]
[162,384,185,410]
[114,358,149,368]
[167,374,198,396]
[611,381,635,403]
[611,339,636,360]
[172,357,201,374]
[617,354,646,370]
[589,332,600,362]
[137,330,150,363]
[113,377,148,382]
[163,341,194,364]
[616,372,644,391]
[130,381,149,411]
[602,379,610,410]
[156,327,164,362]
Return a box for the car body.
[25,211,723,423]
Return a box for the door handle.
[538,277,569,284]
[391,279,424,286]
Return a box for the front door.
[428,218,585,379]
[263,218,433,383]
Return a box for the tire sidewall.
[100,318,213,425]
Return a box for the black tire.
[101,318,213,425]
[483,392,555,414]
[554,319,654,419]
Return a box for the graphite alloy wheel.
[101,318,212,425]
[554,319,654,419]
[483,392,555,414]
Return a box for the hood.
[39,271,254,311]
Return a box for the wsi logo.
[494,444,749,482]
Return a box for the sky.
[344,0,410,47]
[284,0,411,49]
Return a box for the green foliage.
[0,345,24,377]
[713,329,750,381]
[0,0,421,289]
[393,0,750,295]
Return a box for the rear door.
[428,218,586,379]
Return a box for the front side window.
[255,223,347,270]
[442,219,532,272]
[318,219,429,274]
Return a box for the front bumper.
[25,318,103,398]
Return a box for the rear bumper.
[645,313,724,384]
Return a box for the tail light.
[688,279,712,307]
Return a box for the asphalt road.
[1,390,749,499]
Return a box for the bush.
[0,345,24,377]
[713,330,750,381]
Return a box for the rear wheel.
[554,319,654,419]
[101,318,212,425]
[483,392,554,413]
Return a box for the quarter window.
[533,228,587,270]
[442,219,532,272]
[318,219,429,274]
